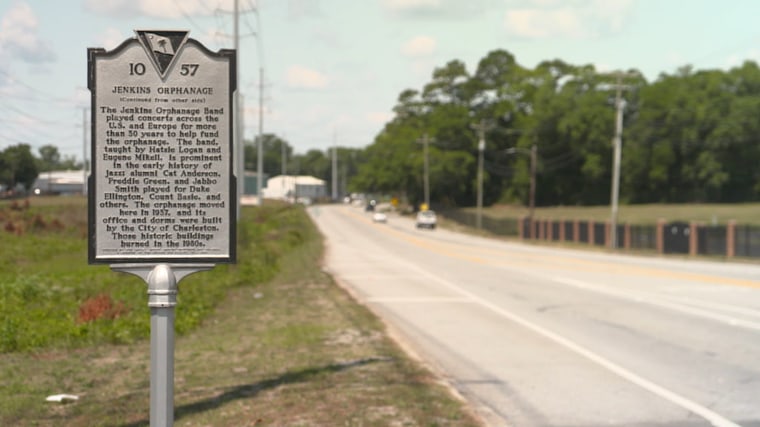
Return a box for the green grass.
[0,197,308,352]
[0,197,482,426]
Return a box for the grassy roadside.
[0,197,482,426]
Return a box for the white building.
[263,175,327,202]
[32,170,85,195]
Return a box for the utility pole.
[239,95,245,213]
[82,107,88,195]
[281,136,287,176]
[471,120,493,229]
[416,133,433,209]
[332,130,338,201]
[234,0,242,217]
[504,142,537,238]
[257,67,264,206]
[609,73,629,249]
[294,156,300,201]
[231,0,265,207]
[529,143,537,234]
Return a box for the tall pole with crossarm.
[609,73,630,249]
[234,0,242,216]
[257,67,264,205]
[504,143,537,238]
[471,120,493,229]
[332,130,338,201]
[416,133,433,209]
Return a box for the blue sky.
[2,0,760,163]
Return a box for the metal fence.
[735,225,760,257]
[440,209,760,259]
[698,226,727,256]
[630,225,656,250]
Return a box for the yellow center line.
[338,208,760,289]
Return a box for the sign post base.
[112,264,214,427]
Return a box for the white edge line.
[366,297,474,303]
[554,276,760,333]
[323,206,740,427]
[396,260,741,427]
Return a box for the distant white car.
[415,210,437,229]
[372,212,387,223]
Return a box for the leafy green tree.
[0,144,38,190]
[356,49,760,207]
[701,61,760,201]
[245,133,292,176]
[422,60,472,107]
[58,155,82,170]
[626,67,731,202]
[37,145,61,172]
[352,120,420,201]
[33,145,81,171]
[352,88,431,204]
[707,95,760,201]
[293,149,330,182]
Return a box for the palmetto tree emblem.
[135,30,189,78]
[146,33,175,55]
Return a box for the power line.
[194,0,219,15]
[539,150,583,171]
[483,159,517,177]
[0,69,74,104]
[0,103,77,126]
[170,0,208,35]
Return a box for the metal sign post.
[88,30,236,426]
[112,264,213,425]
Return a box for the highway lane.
[308,204,760,427]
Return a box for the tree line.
[350,49,760,208]
[244,133,364,198]
[0,135,357,197]
[0,144,81,191]
[7,48,760,208]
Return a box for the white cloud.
[726,48,760,70]
[503,0,635,40]
[401,36,436,57]
[593,62,614,74]
[83,0,238,19]
[287,0,323,19]
[366,111,393,125]
[382,0,487,18]
[592,0,634,33]
[286,65,328,89]
[0,2,56,64]
[98,28,127,51]
[331,114,353,129]
[384,0,441,13]
[663,50,687,73]
[72,87,90,107]
[83,0,140,18]
[505,8,584,39]
[410,58,435,79]
[310,26,344,49]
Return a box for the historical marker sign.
[88,30,236,264]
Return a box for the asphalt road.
[308,204,760,427]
